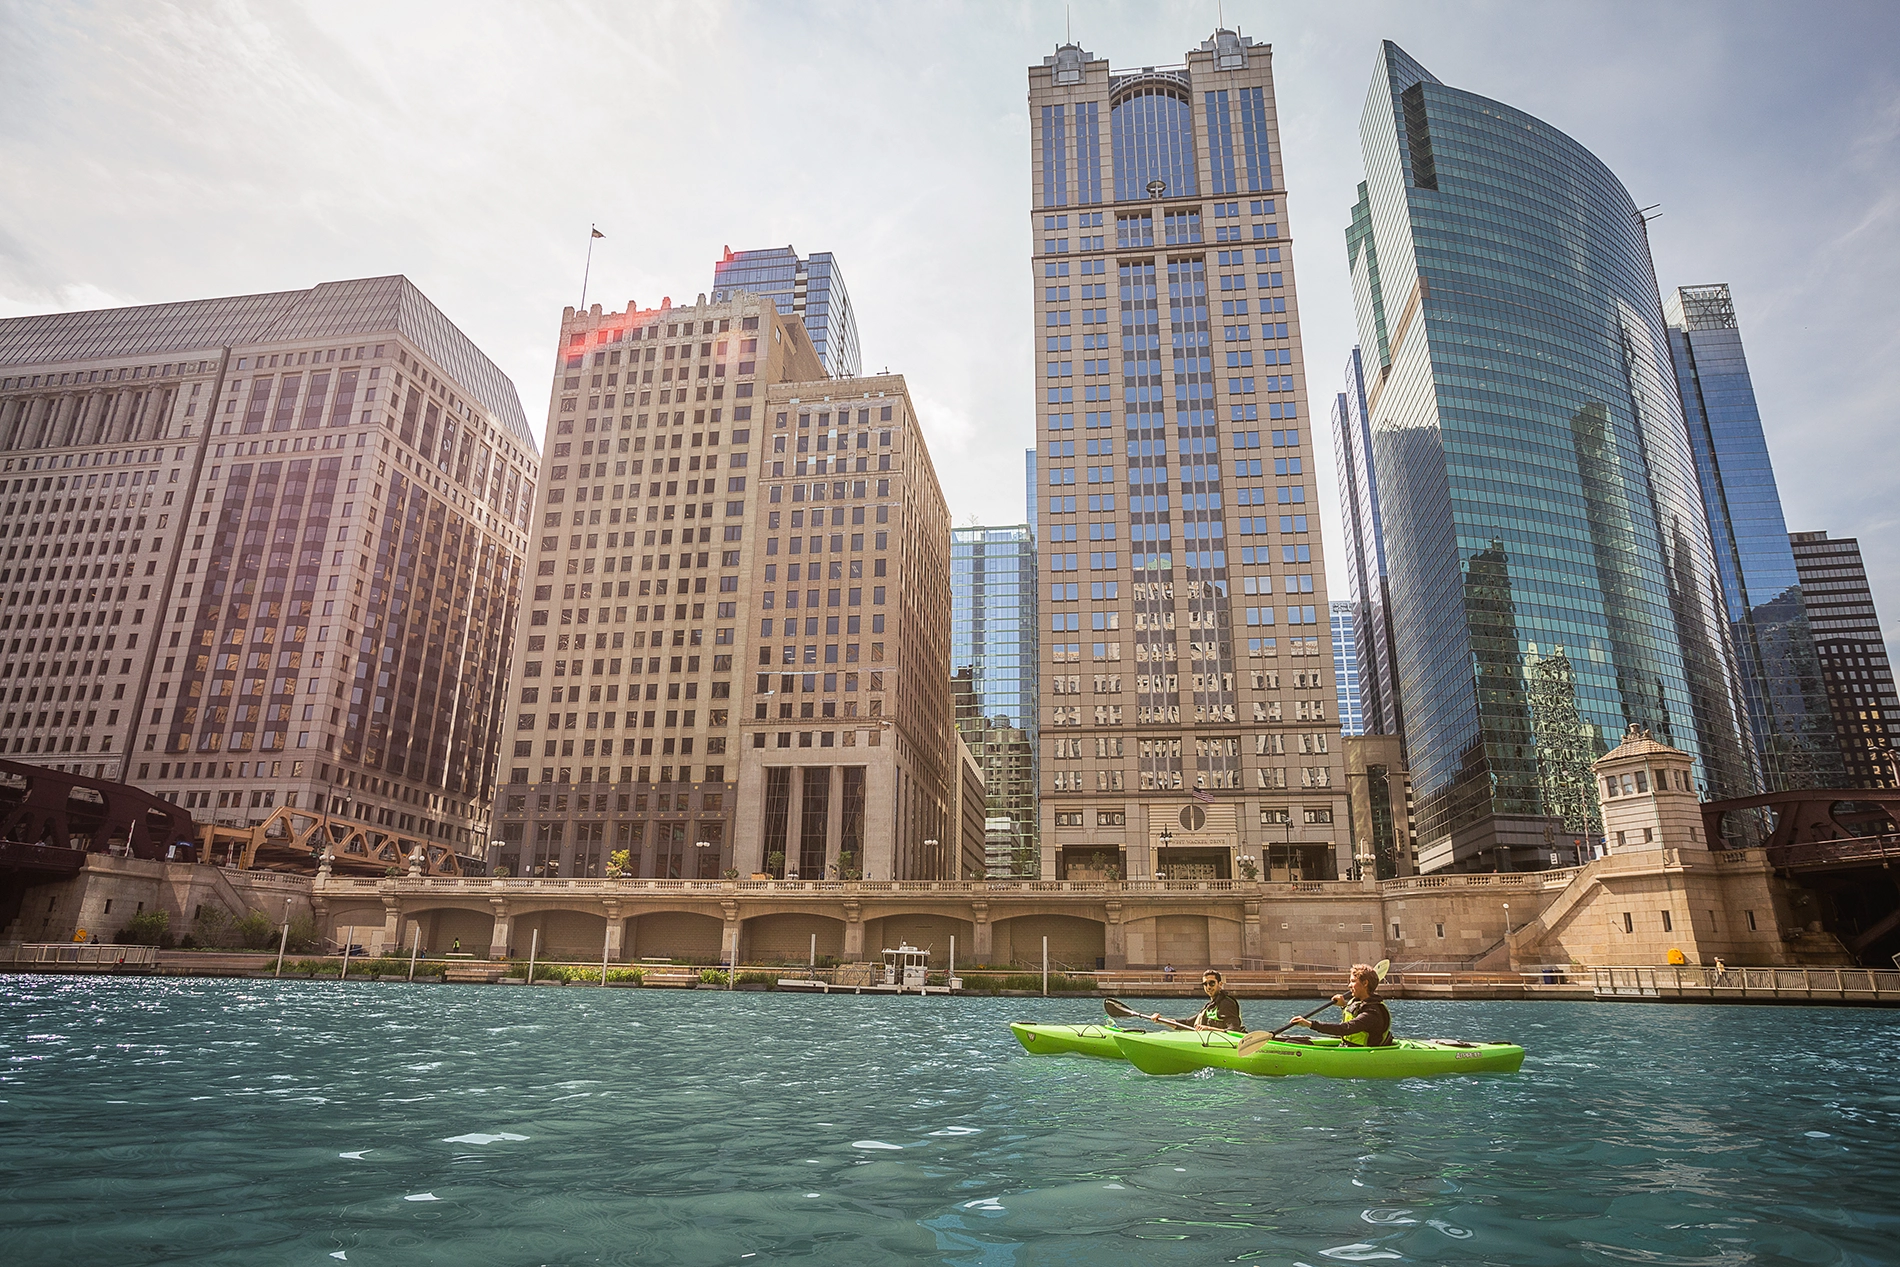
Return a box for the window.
[1622,912,1634,934]
[1661,910,1673,932]
[1096,810,1125,827]
[1301,808,1331,824]
[1054,812,1084,827]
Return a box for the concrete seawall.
[2,846,1859,976]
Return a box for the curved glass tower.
[1345,42,1757,871]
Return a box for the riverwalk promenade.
[7,844,1869,979]
[8,942,1897,1007]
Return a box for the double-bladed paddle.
[1103,996,1196,1031]
[1237,959,1390,1058]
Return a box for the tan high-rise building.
[493,293,972,885]
[0,277,539,861]
[1029,29,1348,881]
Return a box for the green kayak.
[1009,1021,1143,1059]
[1112,1029,1525,1078]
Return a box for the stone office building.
[0,277,538,859]
[493,294,974,882]
[1029,29,1350,884]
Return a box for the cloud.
[2,0,1897,632]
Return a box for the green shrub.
[604,967,645,984]
[360,957,411,979]
[233,911,278,950]
[285,915,321,954]
[122,909,169,946]
[185,906,236,949]
[738,971,774,986]
[287,958,339,977]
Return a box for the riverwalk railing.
[1593,964,1900,1003]
[312,874,1396,897]
[310,873,1546,898]
[1,942,159,967]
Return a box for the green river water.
[1,975,1895,1265]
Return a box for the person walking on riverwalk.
[1150,970,1243,1032]
[1286,963,1394,1046]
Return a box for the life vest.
[1340,997,1392,1046]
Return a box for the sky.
[2,0,1897,634]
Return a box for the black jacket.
[1308,996,1393,1046]
[1179,989,1243,1032]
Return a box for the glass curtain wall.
[1666,285,1841,789]
[1346,41,1756,869]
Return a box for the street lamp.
[695,839,711,881]
[1503,902,1511,937]
[1157,827,1173,882]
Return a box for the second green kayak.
[1112,1029,1525,1078]
[1009,1021,1142,1059]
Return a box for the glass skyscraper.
[710,247,861,378]
[951,525,1040,875]
[1024,448,1037,535]
[1666,284,1842,790]
[1345,41,1755,871]
[1332,345,1402,739]
[1331,602,1364,736]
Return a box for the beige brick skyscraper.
[493,293,970,885]
[1029,29,1348,882]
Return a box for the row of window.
[1049,802,1335,828]
[504,761,724,788]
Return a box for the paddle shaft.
[1103,996,1197,1032]
[1269,998,1342,1038]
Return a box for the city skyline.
[3,3,1896,642]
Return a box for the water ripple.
[0,976,1896,1264]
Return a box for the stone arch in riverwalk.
[310,871,1610,970]
[311,880,1263,968]
[742,912,847,965]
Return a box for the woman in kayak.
[1286,963,1393,1046]
[1149,970,1244,1032]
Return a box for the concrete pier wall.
[4,847,1853,971]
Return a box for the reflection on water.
[1,977,1895,1265]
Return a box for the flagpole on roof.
[580,224,605,311]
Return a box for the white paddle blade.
[1376,958,1392,980]
[1237,1030,1275,1058]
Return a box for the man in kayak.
[1286,963,1393,1046]
[1149,970,1244,1032]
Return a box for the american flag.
[1192,789,1215,804]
